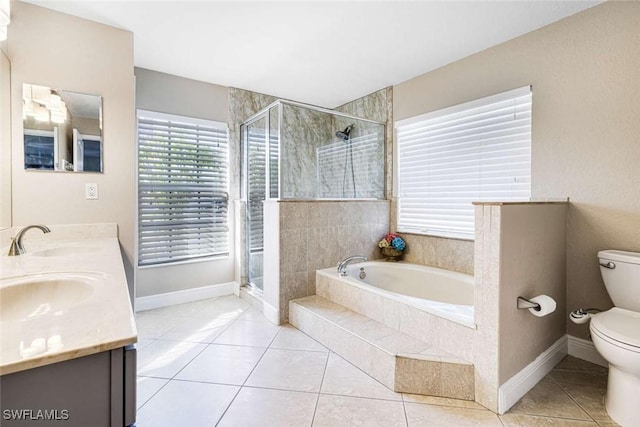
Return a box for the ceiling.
[24,1,601,109]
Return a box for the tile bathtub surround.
[273,199,390,322]
[389,198,475,275]
[135,296,614,426]
[289,295,475,399]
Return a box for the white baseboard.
[263,301,280,326]
[136,282,239,312]
[498,335,568,414]
[567,334,608,367]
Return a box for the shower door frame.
[242,104,281,294]
[241,100,386,293]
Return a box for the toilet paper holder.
[517,296,541,311]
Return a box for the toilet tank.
[598,250,640,311]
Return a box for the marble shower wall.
[277,200,390,322]
[280,103,332,199]
[324,116,385,199]
[335,87,393,200]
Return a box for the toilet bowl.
[590,308,640,427]
[590,250,640,427]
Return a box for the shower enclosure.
[241,100,385,292]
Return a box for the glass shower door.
[245,116,267,291]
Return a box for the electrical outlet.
[85,183,99,200]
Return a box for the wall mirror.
[23,83,103,172]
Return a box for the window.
[137,110,229,266]
[395,86,532,240]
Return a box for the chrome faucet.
[7,225,51,256]
[337,255,368,277]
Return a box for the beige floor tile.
[137,339,206,378]
[136,376,168,409]
[403,393,487,410]
[246,348,328,392]
[213,318,280,347]
[549,370,608,389]
[175,344,265,385]
[554,356,608,375]
[321,353,401,401]
[500,413,598,426]
[136,380,238,427]
[595,422,619,427]
[336,314,397,341]
[136,338,155,351]
[558,383,613,423]
[237,306,269,322]
[270,324,328,352]
[313,395,406,427]
[375,331,429,354]
[509,378,591,420]
[158,315,233,343]
[135,313,178,339]
[218,387,318,427]
[196,295,250,316]
[404,402,502,427]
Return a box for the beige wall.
[497,204,567,383]
[134,68,234,297]
[473,202,567,411]
[7,2,136,294]
[0,50,10,229]
[135,67,228,123]
[394,1,640,340]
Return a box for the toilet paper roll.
[528,295,557,317]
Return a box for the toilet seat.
[591,308,640,352]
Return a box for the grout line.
[213,385,243,427]
[214,304,277,426]
[546,375,600,423]
[311,350,332,425]
[318,391,403,403]
[135,376,171,412]
[401,395,410,427]
[214,326,281,425]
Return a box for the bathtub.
[341,261,475,328]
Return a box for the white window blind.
[137,110,229,266]
[395,86,532,240]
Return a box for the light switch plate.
[85,183,98,200]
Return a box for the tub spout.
[337,255,368,277]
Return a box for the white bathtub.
[343,261,475,328]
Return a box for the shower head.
[336,124,355,141]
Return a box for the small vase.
[381,247,403,261]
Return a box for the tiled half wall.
[264,200,390,323]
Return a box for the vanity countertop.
[0,235,137,375]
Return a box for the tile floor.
[135,295,617,427]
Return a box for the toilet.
[590,250,640,427]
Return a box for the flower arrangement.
[378,233,406,260]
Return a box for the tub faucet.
[7,225,51,256]
[337,255,368,277]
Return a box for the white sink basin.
[0,274,97,321]
[32,246,99,257]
